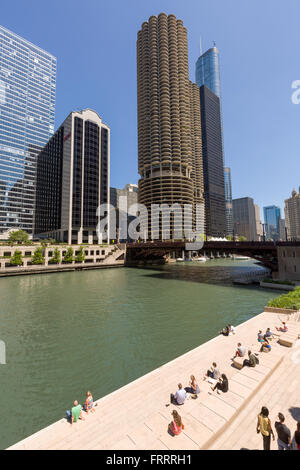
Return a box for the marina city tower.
[137,13,205,240]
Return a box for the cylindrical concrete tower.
[137,13,204,240]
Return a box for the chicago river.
[0,259,277,449]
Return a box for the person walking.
[256,407,275,450]
[275,413,291,450]
[291,422,300,450]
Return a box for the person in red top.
[168,410,183,436]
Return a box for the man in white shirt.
[228,324,236,335]
[233,342,246,359]
[171,383,186,405]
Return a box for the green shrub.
[49,248,61,264]
[63,247,74,263]
[10,250,23,266]
[31,247,45,265]
[75,246,85,263]
[268,287,300,310]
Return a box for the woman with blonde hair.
[185,375,200,395]
[84,391,97,414]
[168,410,184,436]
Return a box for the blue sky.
[1,0,300,218]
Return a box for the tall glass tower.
[195,44,221,98]
[0,25,56,235]
[263,205,281,241]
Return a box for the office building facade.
[200,85,226,237]
[232,197,257,241]
[110,184,138,241]
[279,218,286,241]
[0,25,56,234]
[137,13,205,240]
[285,188,300,240]
[263,205,281,240]
[224,167,233,237]
[254,204,263,241]
[35,109,110,244]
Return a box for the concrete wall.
[278,245,300,281]
[0,244,117,272]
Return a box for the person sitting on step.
[185,375,200,395]
[276,321,288,333]
[211,374,229,395]
[168,410,184,436]
[170,383,186,405]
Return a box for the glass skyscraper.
[195,45,221,98]
[0,25,56,234]
[263,205,281,241]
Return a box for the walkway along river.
[0,259,278,449]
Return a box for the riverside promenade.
[8,310,300,450]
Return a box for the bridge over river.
[125,240,300,271]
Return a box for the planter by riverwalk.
[264,306,297,314]
[260,281,295,291]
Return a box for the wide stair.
[102,246,125,265]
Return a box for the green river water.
[0,259,279,449]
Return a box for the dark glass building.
[200,85,226,237]
[35,109,110,244]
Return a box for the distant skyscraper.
[137,13,205,239]
[200,85,226,237]
[195,44,221,98]
[0,26,56,234]
[263,205,281,240]
[254,204,263,241]
[279,218,286,241]
[110,184,138,241]
[34,109,110,244]
[232,197,257,241]
[285,188,300,241]
[224,167,233,236]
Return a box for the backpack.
[255,355,259,365]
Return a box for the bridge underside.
[125,241,278,271]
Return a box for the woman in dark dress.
[211,374,229,394]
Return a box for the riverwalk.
[8,310,300,450]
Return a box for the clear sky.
[1,0,300,219]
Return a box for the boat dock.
[8,310,300,450]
